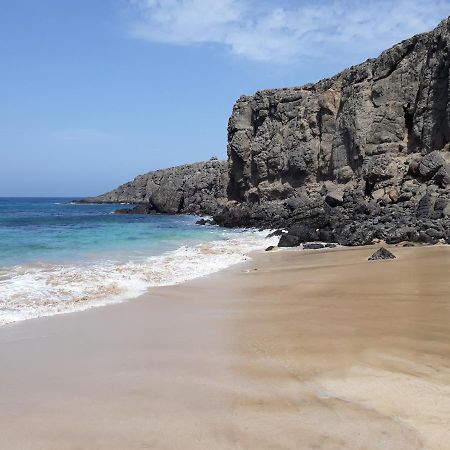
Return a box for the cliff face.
[83,159,228,215]
[82,17,450,245]
[215,17,450,245]
[227,18,449,202]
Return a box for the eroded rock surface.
[81,159,228,215]
[81,17,450,247]
[369,248,396,260]
[214,17,450,246]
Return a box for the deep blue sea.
[0,198,276,325]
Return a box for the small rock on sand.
[368,247,396,260]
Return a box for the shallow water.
[0,198,277,325]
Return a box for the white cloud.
[127,0,450,63]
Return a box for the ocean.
[0,198,277,326]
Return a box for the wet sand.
[0,245,449,449]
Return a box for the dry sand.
[0,245,449,449]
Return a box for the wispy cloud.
[50,128,114,142]
[127,0,450,63]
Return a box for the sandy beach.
[0,245,449,450]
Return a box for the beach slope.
[0,245,449,449]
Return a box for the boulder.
[303,242,325,249]
[278,234,302,247]
[114,204,155,214]
[434,164,450,187]
[416,194,435,219]
[325,190,344,207]
[368,248,396,260]
[443,202,450,217]
[285,223,320,243]
[196,218,215,225]
[418,151,446,179]
[385,227,418,244]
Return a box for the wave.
[0,231,278,326]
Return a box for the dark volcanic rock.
[82,17,450,249]
[434,164,450,187]
[368,248,396,260]
[283,222,321,244]
[278,233,302,248]
[265,246,275,251]
[325,190,344,207]
[114,204,155,214]
[303,242,325,250]
[196,218,215,225]
[82,159,228,216]
[226,18,450,208]
[266,229,284,238]
[416,194,435,219]
[214,16,450,246]
[385,227,418,244]
[418,151,446,179]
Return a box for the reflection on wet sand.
[0,245,448,449]
[230,246,450,449]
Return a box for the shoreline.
[0,227,279,327]
[1,244,449,449]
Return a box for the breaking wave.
[0,231,277,326]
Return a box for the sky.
[1,0,449,196]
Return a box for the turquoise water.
[0,198,232,266]
[0,198,276,325]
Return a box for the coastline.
[1,244,449,449]
[0,219,278,326]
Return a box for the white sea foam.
[0,231,278,326]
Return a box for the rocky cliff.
[82,17,450,246]
[82,159,228,215]
[214,16,450,245]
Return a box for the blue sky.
[1,0,449,196]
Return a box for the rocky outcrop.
[114,204,155,215]
[81,17,450,247]
[214,16,450,246]
[81,159,228,215]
